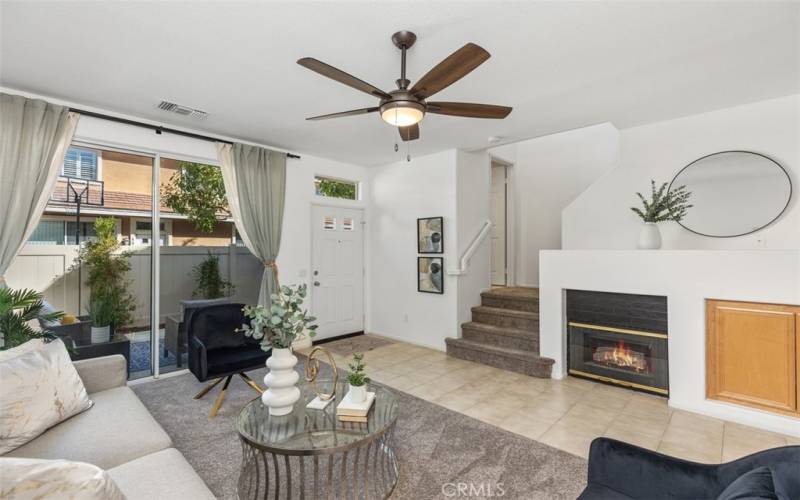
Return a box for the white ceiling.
[2,1,798,166]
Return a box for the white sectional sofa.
[4,355,214,499]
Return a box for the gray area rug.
[133,364,587,499]
[322,334,396,357]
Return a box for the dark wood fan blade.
[399,123,419,141]
[427,102,512,119]
[306,107,379,121]
[297,58,391,99]
[409,43,490,99]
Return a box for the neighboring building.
[28,147,237,247]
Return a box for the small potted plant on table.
[347,352,370,403]
[241,284,317,416]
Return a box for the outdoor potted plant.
[88,297,113,344]
[346,352,370,403]
[630,180,692,249]
[191,252,235,299]
[75,218,136,335]
[240,284,317,416]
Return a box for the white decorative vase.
[348,384,367,403]
[90,325,110,344]
[262,348,300,416]
[637,222,662,250]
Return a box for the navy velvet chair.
[187,303,269,418]
[579,438,800,500]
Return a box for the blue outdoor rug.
[129,338,181,372]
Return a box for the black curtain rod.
[69,108,301,159]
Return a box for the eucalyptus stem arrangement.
[631,180,692,223]
[240,284,317,350]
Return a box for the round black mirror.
[669,151,792,238]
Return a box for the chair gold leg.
[209,375,233,419]
[194,377,224,400]
[240,373,264,394]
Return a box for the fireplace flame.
[593,341,648,373]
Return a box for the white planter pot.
[90,325,110,344]
[261,347,300,416]
[348,384,367,403]
[637,222,662,250]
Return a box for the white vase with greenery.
[630,180,692,250]
[346,352,370,403]
[241,284,317,416]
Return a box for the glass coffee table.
[235,380,399,499]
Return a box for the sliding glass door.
[10,144,156,379]
[157,156,260,375]
[10,141,261,379]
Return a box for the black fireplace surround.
[567,290,669,396]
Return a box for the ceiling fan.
[297,30,512,142]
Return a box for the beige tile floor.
[313,340,799,461]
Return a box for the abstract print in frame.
[417,216,443,254]
[418,257,444,294]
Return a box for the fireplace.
[567,290,669,396]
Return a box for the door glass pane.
[9,147,154,380]
[157,158,260,374]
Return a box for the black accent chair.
[187,303,270,418]
[164,297,230,368]
[579,438,800,500]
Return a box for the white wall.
[455,150,492,327]
[367,150,459,350]
[539,249,800,438]
[496,124,620,286]
[563,95,799,250]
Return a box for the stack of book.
[336,391,376,423]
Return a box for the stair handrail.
[447,219,492,276]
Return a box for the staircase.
[445,287,555,378]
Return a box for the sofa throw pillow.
[717,466,778,500]
[0,339,93,454]
[0,338,45,362]
[0,457,126,500]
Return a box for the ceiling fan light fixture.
[380,101,425,126]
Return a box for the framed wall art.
[417,216,443,254]
[418,257,444,294]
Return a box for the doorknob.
[314,281,320,286]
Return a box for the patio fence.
[6,244,261,326]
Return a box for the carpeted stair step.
[471,306,539,331]
[481,287,539,313]
[461,322,539,352]
[445,338,554,378]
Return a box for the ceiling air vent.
[156,100,208,120]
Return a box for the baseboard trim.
[314,331,364,345]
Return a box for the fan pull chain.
[406,141,411,162]
[394,142,399,152]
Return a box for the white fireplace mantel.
[539,249,800,437]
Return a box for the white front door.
[311,205,364,340]
[490,164,507,286]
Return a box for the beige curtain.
[217,142,287,306]
[0,93,79,286]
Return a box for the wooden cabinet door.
[707,301,797,414]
